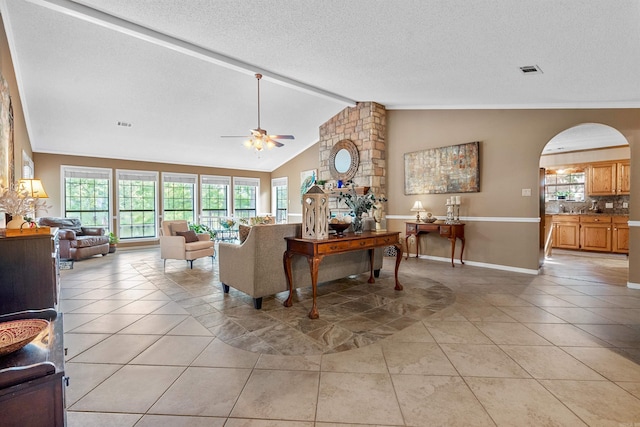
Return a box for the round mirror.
[334,149,351,173]
[329,139,359,181]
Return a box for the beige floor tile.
[167,316,214,336]
[231,369,320,421]
[66,411,142,427]
[69,313,145,334]
[543,306,618,324]
[71,365,185,413]
[455,304,517,322]
[135,414,225,427]
[63,333,111,360]
[392,375,495,426]
[576,323,640,347]
[554,294,620,308]
[64,362,123,406]
[150,367,252,417]
[130,335,213,366]
[518,294,578,307]
[111,299,171,314]
[500,345,605,380]
[383,321,435,342]
[316,372,403,425]
[321,343,387,373]
[440,343,529,378]
[482,293,533,306]
[225,420,313,427]
[424,320,493,344]
[58,298,96,312]
[586,307,640,324]
[118,314,189,334]
[561,347,640,381]
[497,306,566,323]
[616,381,640,399]
[105,288,158,300]
[151,300,191,314]
[139,289,173,301]
[68,298,133,314]
[255,353,321,371]
[540,379,640,425]
[523,323,611,347]
[190,338,259,368]
[466,377,587,426]
[382,341,457,375]
[474,322,551,345]
[70,333,159,364]
[62,313,102,332]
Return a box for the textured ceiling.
[2,0,639,171]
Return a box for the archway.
[539,123,630,281]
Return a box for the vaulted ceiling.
[2,0,639,171]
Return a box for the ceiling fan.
[221,73,294,152]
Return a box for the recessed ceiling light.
[117,121,132,127]
[519,65,543,75]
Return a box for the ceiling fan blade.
[220,135,248,138]
[270,140,285,148]
[268,134,295,140]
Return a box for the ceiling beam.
[26,0,356,107]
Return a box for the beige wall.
[0,18,31,184]
[272,142,319,222]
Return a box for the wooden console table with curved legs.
[405,222,465,267]
[283,231,403,319]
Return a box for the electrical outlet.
[605,202,613,209]
[623,202,629,208]
[521,188,531,197]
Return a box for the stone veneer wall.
[318,102,387,198]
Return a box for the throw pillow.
[176,230,199,243]
[170,222,189,235]
[238,224,252,244]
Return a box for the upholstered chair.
[159,220,215,269]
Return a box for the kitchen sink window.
[545,169,585,202]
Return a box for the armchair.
[160,220,215,270]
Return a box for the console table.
[405,222,465,267]
[284,231,403,319]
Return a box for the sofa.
[38,217,110,260]
[218,223,383,309]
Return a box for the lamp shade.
[18,179,49,198]
[410,201,424,212]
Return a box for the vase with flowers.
[0,182,50,229]
[337,182,387,234]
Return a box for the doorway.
[539,123,630,278]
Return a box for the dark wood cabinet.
[0,310,66,427]
[0,231,59,316]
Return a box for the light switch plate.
[521,188,531,197]
[623,202,629,208]
[605,202,614,208]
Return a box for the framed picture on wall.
[0,73,13,190]
[300,169,317,202]
[404,141,480,195]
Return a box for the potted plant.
[108,232,119,253]
[189,223,216,240]
[555,191,570,200]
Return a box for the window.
[272,177,287,223]
[62,166,111,228]
[233,177,259,219]
[162,173,197,223]
[545,168,585,202]
[201,175,230,230]
[117,170,158,239]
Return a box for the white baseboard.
[628,282,640,290]
[404,253,539,275]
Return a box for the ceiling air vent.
[117,121,132,127]
[519,65,543,75]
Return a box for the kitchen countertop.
[547,212,628,216]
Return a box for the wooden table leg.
[415,233,420,258]
[394,243,403,290]
[307,255,323,319]
[283,251,295,307]
[459,237,465,265]
[449,237,456,267]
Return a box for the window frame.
[61,165,113,230]
[200,175,231,231]
[271,176,288,223]
[161,172,197,223]
[233,177,259,220]
[116,169,159,240]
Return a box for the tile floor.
[61,247,640,426]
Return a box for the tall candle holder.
[445,200,455,224]
[445,197,461,224]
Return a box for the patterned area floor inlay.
[132,255,455,355]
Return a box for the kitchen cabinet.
[587,160,630,195]
[612,215,629,253]
[551,215,580,250]
[580,215,612,252]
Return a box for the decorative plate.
[0,319,49,357]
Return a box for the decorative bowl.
[0,319,49,357]
[422,217,437,223]
[329,222,350,236]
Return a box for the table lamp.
[410,201,424,221]
[18,178,49,198]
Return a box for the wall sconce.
[410,201,424,221]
